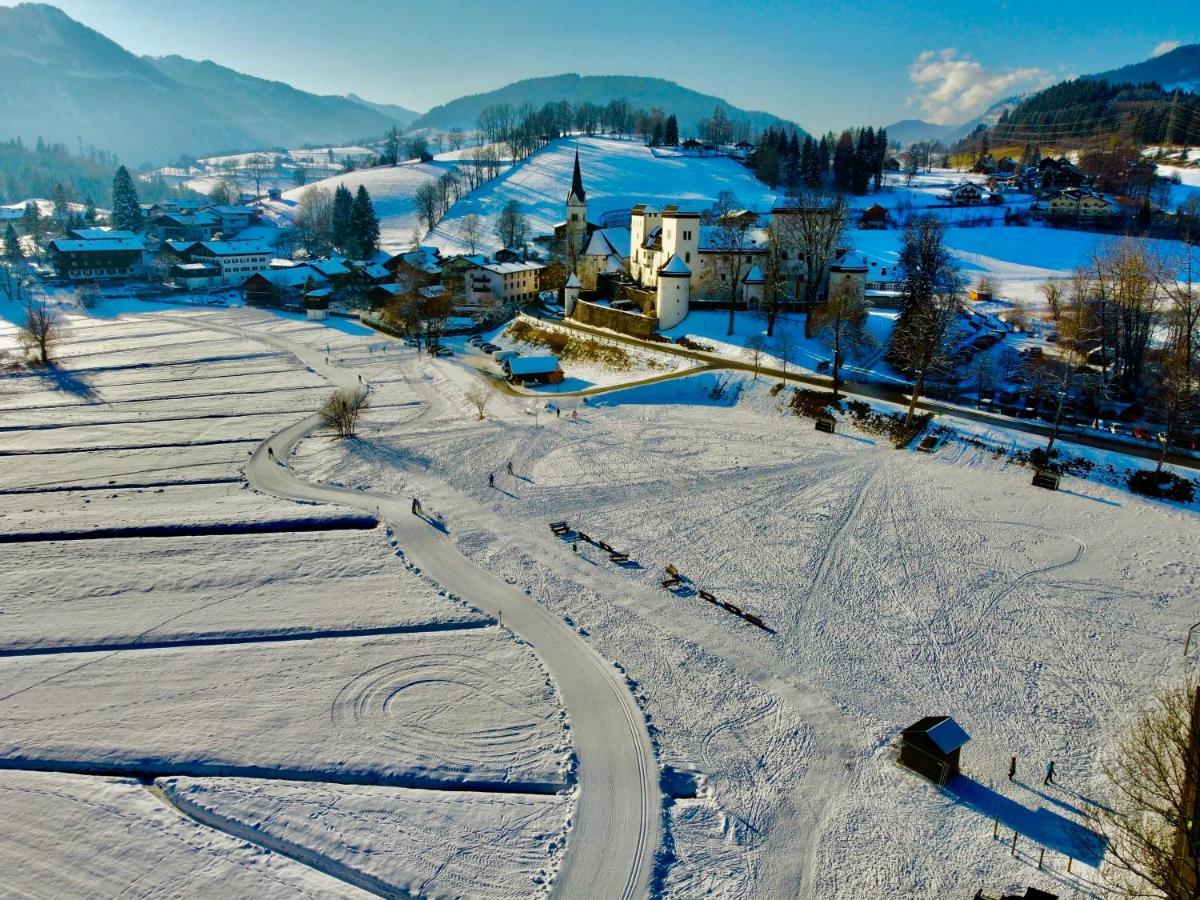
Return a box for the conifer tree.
[331,184,354,251]
[111,165,143,232]
[4,222,22,260]
[833,131,855,192]
[349,185,380,258]
[664,114,679,146]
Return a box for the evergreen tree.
[664,114,679,146]
[50,182,70,230]
[833,131,855,192]
[650,119,664,147]
[349,185,380,258]
[817,136,831,183]
[21,202,43,245]
[331,183,354,251]
[110,165,143,232]
[83,196,97,224]
[851,128,872,193]
[3,222,22,260]
[873,127,889,190]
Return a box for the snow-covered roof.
[306,258,351,277]
[659,254,690,276]
[194,241,273,256]
[506,355,561,375]
[174,262,220,273]
[743,265,765,284]
[70,228,137,241]
[905,716,970,753]
[484,261,544,274]
[360,263,391,280]
[418,284,447,299]
[261,267,330,288]
[565,273,581,288]
[209,205,254,216]
[697,225,769,252]
[50,238,144,253]
[585,228,629,259]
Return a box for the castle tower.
[565,148,588,255]
[655,254,691,330]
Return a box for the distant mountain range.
[0,3,411,165]
[343,93,421,128]
[411,73,805,137]
[884,98,1020,148]
[1087,43,1200,94]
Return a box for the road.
[195,314,661,900]
[549,315,1200,471]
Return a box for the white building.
[467,260,544,306]
[189,241,273,285]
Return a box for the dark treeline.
[991,79,1200,148]
[0,137,200,210]
[748,126,889,194]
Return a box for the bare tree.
[19,297,62,365]
[888,216,965,427]
[1094,679,1200,899]
[460,214,484,254]
[246,155,270,200]
[1159,241,1198,379]
[466,384,491,419]
[813,277,873,401]
[319,388,368,438]
[744,334,768,378]
[781,192,848,338]
[710,191,753,336]
[494,200,529,251]
[774,331,794,382]
[1040,278,1065,321]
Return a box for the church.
[553,149,631,292]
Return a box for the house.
[171,261,222,291]
[1036,156,1085,190]
[150,210,220,242]
[48,236,145,281]
[67,228,138,242]
[468,260,544,306]
[859,204,889,229]
[898,716,970,785]
[944,182,985,205]
[493,247,525,264]
[304,287,332,320]
[189,241,273,285]
[504,355,564,385]
[578,226,631,290]
[1046,189,1113,219]
[208,205,257,236]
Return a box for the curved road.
[187,314,661,900]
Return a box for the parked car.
[481,343,501,354]
[1132,427,1155,441]
[432,346,454,358]
[494,350,520,362]
[468,335,484,346]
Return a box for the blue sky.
[49,0,1195,132]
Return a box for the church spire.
[568,148,586,204]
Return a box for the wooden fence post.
[1067,857,1073,874]
[993,819,998,838]
[1038,848,1044,869]
[1011,832,1018,856]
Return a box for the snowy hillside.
[427,136,781,255]
[278,159,461,247]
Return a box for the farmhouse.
[467,260,544,306]
[1045,189,1113,219]
[48,235,145,281]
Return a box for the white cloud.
[907,49,1054,124]
[1151,40,1182,58]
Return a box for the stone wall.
[571,300,659,339]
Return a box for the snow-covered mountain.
[412,73,804,137]
[344,94,422,128]
[0,3,406,166]
[885,97,1020,148]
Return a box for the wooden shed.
[899,716,970,785]
[504,355,564,385]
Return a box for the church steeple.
[568,148,586,205]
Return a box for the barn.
[899,716,970,785]
[504,355,564,385]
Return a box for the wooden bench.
[609,551,630,564]
[598,541,615,553]
[661,564,682,589]
[723,602,743,615]
[698,590,717,603]
[576,531,593,544]
[550,521,570,535]
[815,418,836,434]
[743,613,768,630]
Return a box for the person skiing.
[1008,755,1016,781]
[1043,760,1055,785]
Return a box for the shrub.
[1128,470,1196,503]
[508,319,633,369]
[788,388,839,418]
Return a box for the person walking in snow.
[411,497,421,516]
[1008,756,1016,781]
[1043,760,1055,785]
[267,446,274,461]
[488,472,494,488]
[506,461,513,476]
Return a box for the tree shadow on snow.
[946,775,1107,866]
[37,364,98,400]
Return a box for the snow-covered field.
[2,303,1197,898]
[427,136,781,255]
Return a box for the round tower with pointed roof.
[655,253,691,329]
[565,147,588,255]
